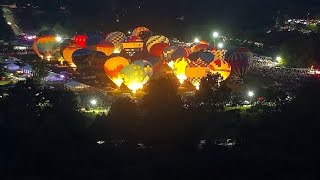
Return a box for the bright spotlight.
[248,91,254,97]
[213,32,219,38]
[276,56,282,62]
[218,43,224,49]
[194,38,200,43]
[7,22,12,25]
[128,31,132,34]
[90,99,97,106]
[56,35,62,42]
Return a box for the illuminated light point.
[177,74,187,84]
[248,91,254,97]
[195,84,200,90]
[276,56,282,62]
[113,48,121,54]
[213,32,219,38]
[55,35,62,42]
[113,78,123,88]
[128,82,143,94]
[194,38,200,43]
[218,42,224,49]
[90,99,97,106]
[128,31,132,34]
[168,61,174,69]
[7,22,12,25]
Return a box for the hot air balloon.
[120,64,148,94]
[132,27,150,37]
[33,36,60,61]
[212,49,226,60]
[122,36,144,56]
[186,59,208,90]
[225,48,252,79]
[62,45,81,67]
[72,49,92,72]
[173,57,190,84]
[161,46,176,62]
[147,57,165,75]
[60,38,73,55]
[96,40,115,56]
[87,51,108,72]
[73,35,88,48]
[191,43,210,53]
[132,60,153,84]
[106,31,126,51]
[171,47,191,61]
[146,35,170,57]
[86,34,104,50]
[208,59,231,80]
[199,50,215,64]
[104,56,129,87]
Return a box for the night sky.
[1,0,319,39]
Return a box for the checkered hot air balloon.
[106,31,126,50]
[186,59,208,90]
[146,35,170,57]
[225,48,253,79]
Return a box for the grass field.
[0,81,12,86]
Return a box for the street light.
[90,99,97,106]
[248,91,254,98]
[55,35,62,42]
[276,56,282,62]
[194,38,200,43]
[212,32,219,45]
[218,42,224,49]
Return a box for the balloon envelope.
[104,56,129,87]
[208,59,231,80]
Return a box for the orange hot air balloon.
[33,36,60,60]
[186,59,208,90]
[96,40,115,56]
[62,45,81,67]
[208,59,231,80]
[104,56,130,87]
[132,27,150,37]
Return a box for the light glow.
[113,77,123,88]
[177,74,187,84]
[213,32,219,38]
[55,35,62,42]
[113,48,121,54]
[168,61,174,69]
[194,38,200,43]
[90,99,97,106]
[248,91,254,97]
[127,82,144,94]
[218,42,224,49]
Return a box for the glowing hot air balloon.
[33,36,60,61]
[62,45,81,67]
[104,56,130,87]
[146,35,170,57]
[73,35,88,48]
[173,57,190,84]
[96,40,115,56]
[186,59,208,90]
[132,60,153,84]
[106,31,126,52]
[208,59,231,80]
[132,27,150,37]
[120,64,148,94]
[122,36,144,56]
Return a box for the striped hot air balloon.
[122,36,144,56]
[96,40,115,56]
[146,35,170,57]
[225,48,253,79]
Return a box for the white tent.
[64,81,89,90]
[5,63,19,71]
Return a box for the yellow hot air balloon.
[104,56,130,87]
[33,36,60,61]
[208,59,231,80]
[120,64,148,94]
[173,57,190,84]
